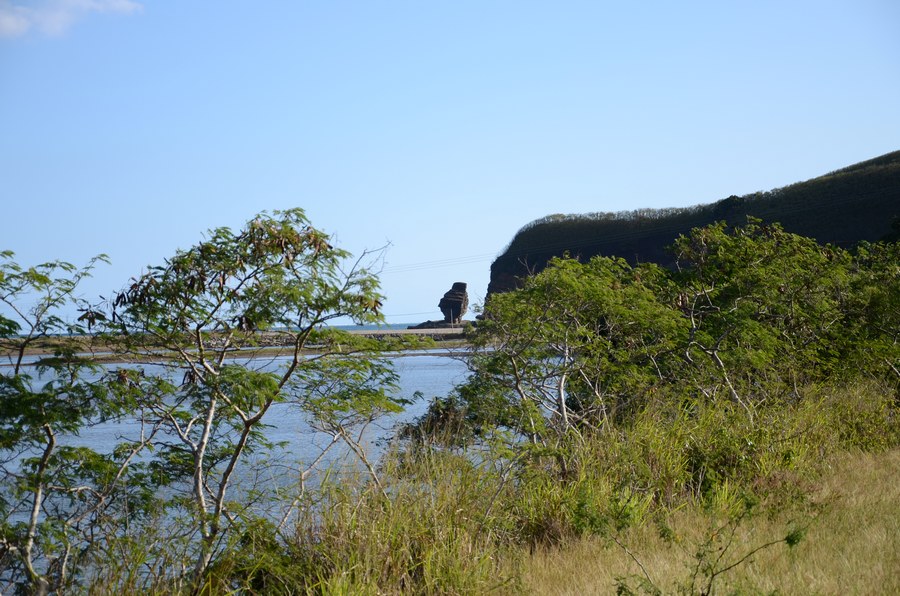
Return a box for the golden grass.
[520,449,900,595]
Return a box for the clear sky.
[2,1,898,324]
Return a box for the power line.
[375,184,899,276]
[382,310,439,319]
[380,252,498,275]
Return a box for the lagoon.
[51,351,469,478]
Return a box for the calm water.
[53,351,469,476]
[0,351,471,576]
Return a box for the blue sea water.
[0,351,472,579]
[43,351,469,478]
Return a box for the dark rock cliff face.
[488,151,900,296]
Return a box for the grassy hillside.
[489,150,900,294]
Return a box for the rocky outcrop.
[438,282,468,324]
[405,282,472,330]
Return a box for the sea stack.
[438,282,468,324]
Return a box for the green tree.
[671,220,853,416]
[444,221,882,461]
[104,208,405,585]
[458,256,683,474]
[843,241,900,386]
[0,252,161,594]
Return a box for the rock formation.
[438,282,468,324]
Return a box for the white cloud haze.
[0,0,141,38]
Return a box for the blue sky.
[2,1,898,324]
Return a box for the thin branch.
[610,534,657,591]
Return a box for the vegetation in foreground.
[1,213,897,593]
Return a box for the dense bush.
[413,220,899,549]
[198,220,898,592]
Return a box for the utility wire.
[382,310,439,319]
[380,252,498,274]
[372,185,898,319]
[376,184,898,275]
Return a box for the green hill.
[488,150,900,295]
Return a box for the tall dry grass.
[522,448,900,595]
[79,383,897,593]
